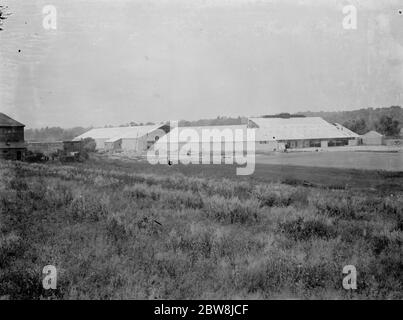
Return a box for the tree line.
[300,106,402,137]
[25,127,89,142]
[342,116,400,136]
[0,5,10,31]
[25,107,402,142]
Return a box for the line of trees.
[342,115,400,136]
[302,106,402,137]
[25,107,402,142]
[179,116,247,127]
[0,5,10,31]
[25,127,89,142]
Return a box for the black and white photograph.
[0,0,402,305]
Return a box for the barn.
[361,130,384,145]
[0,113,26,161]
[74,124,170,152]
[248,117,360,151]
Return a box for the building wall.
[362,136,384,145]
[255,141,281,153]
[0,148,25,160]
[0,126,24,142]
[0,126,26,160]
[155,141,254,156]
[63,141,82,153]
[121,129,166,152]
[282,140,302,149]
[144,129,166,150]
[27,141,82,155]
[348,139,359,146]
[121,137,144,152]
[27,142,63,155]
[93,138,109,150]
[280,138,355,149]
[105,139,122,151]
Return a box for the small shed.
[361,131,384,145]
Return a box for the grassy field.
[84,156,403,193]
[0,159,402,299]
[255,151,403,172]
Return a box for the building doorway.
[17,151,22,160]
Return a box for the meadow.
[0,159,402,299]
[255,151,403,172]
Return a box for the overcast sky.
[0,0,402,128]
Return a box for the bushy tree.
[375,115,400,136]
[0,5,10,31]
[342,118,367,135]
[81,137,97,153]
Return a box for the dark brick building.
[0,113,26,160]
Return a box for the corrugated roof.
[0,113,25,127]
[74,125,160,142]
[250,117,359,141]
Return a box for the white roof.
[156,125,254,144]
[106,125,163,142]
[361,130,383,138]
[333,123,360,137]
[249,117,360,141]
[74,125,161,143]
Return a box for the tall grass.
[0,160,401,299]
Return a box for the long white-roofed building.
[248,116,360,151]
[73,123,171,151]
[151,125,255,161]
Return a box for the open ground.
[0,157,401,299]
[255,151,403,172]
